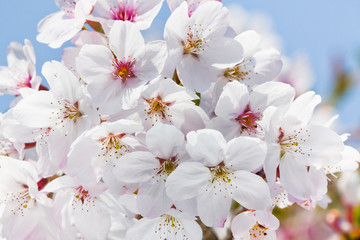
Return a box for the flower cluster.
[0,0,359,239]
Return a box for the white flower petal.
[197,186,232,227]
[146,123,185,159]
[186,129,226,166]
[234,30,261,56]
[215,81,249,119]
[250,82,295,112]
[251,48,283,83]
[284,91,321,127]
[230,170,272,210]
[114,151,158,183]
[137,177,173,218]
[231,212,256,239]
[166,162,210,201]
[109,21,145,60]
[225,136,266,172]
[177,55,216,92]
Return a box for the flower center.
[249,223,269,239]
[223,59,255,82]
[73,186,96,211]
[64,101,82,121]
[110,2,137,21]
[278,127,311,158]
[75,186,90,204]
[210,166,233,183]
[113,58,136,83]
[224,66,248,81]
[16,76,32,89]
[50,100,83,130]
[0,138,16,157]
[155,214,189,239]
[144,95,173,123]
[235,108,261,135]
[183,24,211,56]
[98,133,129,161]
[4,185,33,216]
[157,157,178,176]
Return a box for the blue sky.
[1,0,360,128]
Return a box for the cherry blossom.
[77,21,159,113]
[126,209,202,240]
[93,0,164,31]
[129,77,209,133]
[114,123,189,217]
[231,210,279,240]
[262,92,345,203]
[37,0,97,48]
[0,157,57,240]
[208,81,294,140]
[42,175,114,240]
[10,61,99,170]
[213,30,283,92]
[67,119,143,188]
[0,39,41,96]
[164,1,243,92]
[166,129,272,227]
